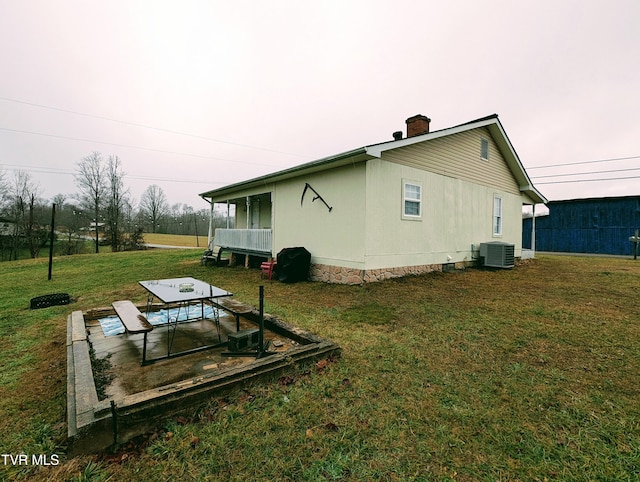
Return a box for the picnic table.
[113,277,233,365]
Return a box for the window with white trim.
[481,138,489,160]
[403,181,422,219]
[493,195,503,236]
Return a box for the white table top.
[138,277,232,304]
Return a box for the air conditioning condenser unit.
[479,242,515,268]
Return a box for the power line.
[1,163,229,186]
[2,163,73,174]
[3,96,637,174]
[536,174,640,185]
[528,155,640,170]
[531,167,640,179]
[0,96,309,159]
[0,126,286,168]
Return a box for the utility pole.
[194,213,199,247]
[48,203,56,280]
[631,229,640,260]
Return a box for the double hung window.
[403,181,422,219]
[493,195,503,236]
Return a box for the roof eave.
[201,113,548,205]
[199,147,370,200]
[484,121,548,204]
[520,185,548,204]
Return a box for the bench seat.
[112,300,153,334]
[212,298,253,332]
[214,298,253,315]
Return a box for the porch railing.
[214,229,272,254]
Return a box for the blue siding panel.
[522,196,640,255]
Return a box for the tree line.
[0,152,229,261]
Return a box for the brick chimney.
[406,114,431,137]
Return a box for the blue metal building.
[523,196,640,255]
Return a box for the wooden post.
[258,285,264,352]
[630,229,640,260]
[193,213,199,247]
[48,203,56,280]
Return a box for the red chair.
[260,260,277,280]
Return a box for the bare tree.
[53,195,88,255]
[75,152,106,253]
[121,196,145,250]
[139,184,169,233]
[104,155,130,251]
[52,193,66,207]
[0,165,7,208]
[3,170,43,259]
[25,191,47,258]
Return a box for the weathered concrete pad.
[67,306,340,454]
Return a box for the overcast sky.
[1,0,638,208]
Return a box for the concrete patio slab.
[67,301,340,454]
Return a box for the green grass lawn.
[142,233,205,247]
[1,251,640,480]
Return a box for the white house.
[200,114,547,283]
[0,218,16,236]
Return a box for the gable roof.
[200,114,547,204]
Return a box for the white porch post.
[245,196,251,268]
[226,201,230,229]
[531,204,536,254]
[246,197,251,228]
[207,202,214,249]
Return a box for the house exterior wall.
[218,189,274,230]
[245,194,272,229]
[206,124,534,283]
[234,204,248,229]
[0,220,15,236]
[275,128,524,283]
[363,158,523,272]
[272,163,367,274]
[382,127,521,196]
[260,199,272,229]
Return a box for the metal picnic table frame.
[138,277,233,365]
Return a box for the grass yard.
[1,251,640,480]
[143,233,205,248]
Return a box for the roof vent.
[392,131,403,141]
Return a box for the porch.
[214,228,272,256]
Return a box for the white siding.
[272,164,367,269]
[364,159,523,269]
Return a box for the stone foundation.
[310,262,467,284]
[363,264,444,282]
[309,264,365,284]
